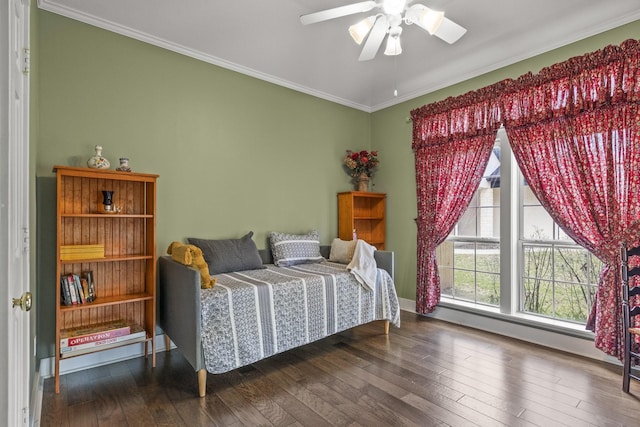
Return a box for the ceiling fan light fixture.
[384,26,402,56]
[348,15,376,45]
[301,1,466,61]
[382,0,407,16]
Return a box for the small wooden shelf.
[338,191,386,250]
[53,165,158,393]
[59,293,155,312]
[60,336,151,359]
[60,213,154,218]
[59,255,154,264]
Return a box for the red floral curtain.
[411,85,504,313]
[501,39,640,359]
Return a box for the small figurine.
[116,158,132,172]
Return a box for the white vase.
[87,145,110,169]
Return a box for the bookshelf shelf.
[59,254,154,265]
[60,213,154,218]
[53,166,159,393]
[59,336,150,359]
[338,191,386,250]
[59,293,155,312]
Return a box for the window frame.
[439,128,597,333]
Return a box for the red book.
[60,320,131,348]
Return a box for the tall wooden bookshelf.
[338,191,386,250]
[53,166,158,393]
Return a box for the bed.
[158,241,399,397]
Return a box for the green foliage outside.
[438,239,601,323]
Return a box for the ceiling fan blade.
[359,15,388,61]
[300,1,378,25]
[433,17,466,44]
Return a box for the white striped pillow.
[269,230,324,267]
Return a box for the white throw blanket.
[347,240,378,291]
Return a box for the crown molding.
[37,1,640,114]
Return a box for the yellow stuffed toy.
[167,241,216,289]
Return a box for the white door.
[1,0,31,425]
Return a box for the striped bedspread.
[199,261,400,374]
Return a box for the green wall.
[35,10,371,358]
[371,20,640,301]
[34,6,640,359]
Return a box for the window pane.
[522,278,553,316]
[554,282,595,323]
[477,242,500,273]
[478,206,500,238]
[523,205,555,240]
[522,242,601,322]
[476,272,500,305]
[453,270,475,301]
[437,242,454,297]
[453,241,474,269]
[456,195,478,236]
[522,182,573,242]
[554,247,589,283]
[523,244,553,281]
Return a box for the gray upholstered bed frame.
[158,245,394,397]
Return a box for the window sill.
[437,297,595,341]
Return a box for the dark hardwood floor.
[41,311,640,426]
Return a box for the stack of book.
[60,320,146,356]
[60,271,96,305]
[60,244,105,261]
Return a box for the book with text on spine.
[60,325,146,354]
[60,320,131,348]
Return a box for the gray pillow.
[188,231,265,275]
[269,230,324,267]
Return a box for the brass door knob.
[12,291,32,312]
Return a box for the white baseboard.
[398,297,620,366]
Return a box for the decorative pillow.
[269,230,324,267]
[329,238,357,264]
[188,231,265,275]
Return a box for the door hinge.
[22,48,30,75]
[22,227,29,253]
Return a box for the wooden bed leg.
[383,320,390,335]
[164,334,171,351]
[197,369,207,397]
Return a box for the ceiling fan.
[300,0,467,61]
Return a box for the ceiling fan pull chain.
[394,55,398,97]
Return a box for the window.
[437,128,601,326]
[521,181,601,323]
[438,141,501,307]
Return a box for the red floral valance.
[411,38,640,135]
[410,80,510,150]
[501,38,640,127]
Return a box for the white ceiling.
[38,0,640,112]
